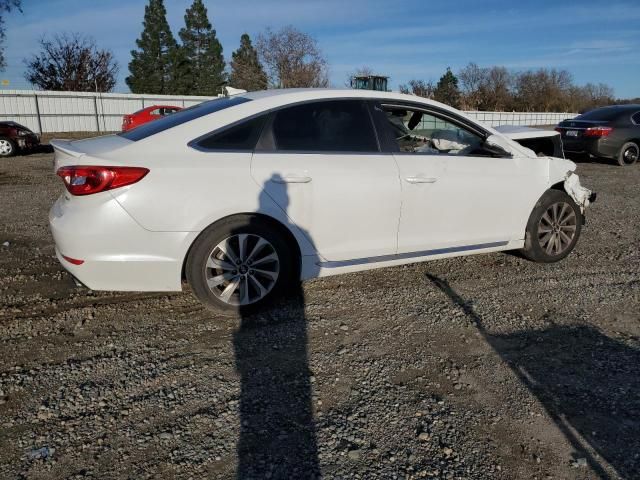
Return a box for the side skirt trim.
[317,241,510,268]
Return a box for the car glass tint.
[120,96,251,141]
[576,107,623,121]
[271,100,378,152]
[196,115,267,150]
[632,112,640,124]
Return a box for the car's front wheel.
[618,142,639,166]
[185,216,295,313]
[0,137,17,157]
[521,189,583,263]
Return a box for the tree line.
[20,0,328,95]
[9,0,636,112]
[399,63,626,113]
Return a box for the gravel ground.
[0,150,638,480]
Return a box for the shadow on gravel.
[233,175,320,479]
[427,273,640,480]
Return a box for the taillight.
[554,127,563,133]
[56,166,149,196]
[584,126,613,137]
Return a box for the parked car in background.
[556,105,640,166]
[0,121,40,157]
[121,105,183,131]
[50,89,594,313]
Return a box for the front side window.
[270,100,378,152]
[632,112,640,125]
[381,105,490,156]
[194,115,267,151]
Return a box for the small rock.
[28,446,53,460]
[572,457,587,468]
[340,324,349,331]
[337,348,348,355]
[2,241,9,247]
[443,447,453,457]
[347,449,362,461]
[418,432,430,442]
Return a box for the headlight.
[17,130,29,136]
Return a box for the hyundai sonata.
[50,89,594,312]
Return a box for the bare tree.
[458,62,486,110]
[24,33,119,92]
[399,79,435,98]
[257,26,329,88]
[479,66,513,111]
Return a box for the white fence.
[0,89,577,133]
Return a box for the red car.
[0,121,41,157]
[121,105,183,131]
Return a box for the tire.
[0,137,17,157]
[618,142,639,166]
[520,189,583,263]
[185,216,295,314]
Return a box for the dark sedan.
[0,121,41,157]
[556,105,640,166]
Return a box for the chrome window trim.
[317,241,509,268]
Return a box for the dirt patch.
[0,152,638,479]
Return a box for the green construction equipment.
[350,75,389,92]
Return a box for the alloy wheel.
[0,139,13,156]
[205,233,279,306]
[622,145,638,165]
[537,202,577,256]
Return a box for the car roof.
[239,88,445,107]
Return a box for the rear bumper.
[16,134,40,150]
[562,136,619,159]
[49,192,197,291]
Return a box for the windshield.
[119,96,251,141]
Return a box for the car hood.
[494,125,559,140]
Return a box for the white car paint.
[49,88,590,292]
[494,125,560,141]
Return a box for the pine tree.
[177,0,225,95]
[433,67,461,108]
[126,0,178,94]
[229,34,267,91]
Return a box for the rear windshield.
[119,96,251,141]
[576,107,624,121]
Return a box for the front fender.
[547,156,595,212]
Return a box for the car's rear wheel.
[618,142,639,166]
[0,137,16,157]
[185,216,295,313]
[521,189,583,263]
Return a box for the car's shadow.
[564,152,616,166]
[427,273,640,479]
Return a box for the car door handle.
[272,175,312,184]
[405,176,437,184]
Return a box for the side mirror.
[483,134,513,157]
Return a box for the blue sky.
[2,0,639,97]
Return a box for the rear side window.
[271,100,378,152]
[577,107,622,121]
[120,96,251,141]
[194,115,267,151]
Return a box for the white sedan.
[49,89,594,312]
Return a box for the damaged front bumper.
[564,171,596,213]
